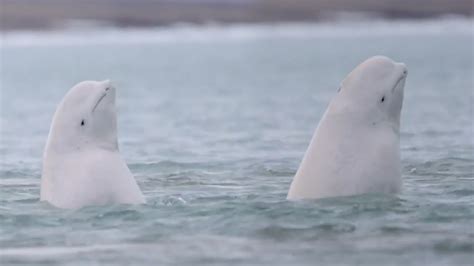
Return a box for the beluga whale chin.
[287,56,408,200]
[40,80,145,208]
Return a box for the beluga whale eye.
[381,96,385,103]
[80,119,85,126]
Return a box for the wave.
[2,17,473,47]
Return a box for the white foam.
[2,18,473,47]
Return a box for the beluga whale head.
[46,80,118,154]
[333,56,408,132]
[287,55,408,200]
[41,80,145,208]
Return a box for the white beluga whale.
[287,56,408,200]
[41,80,145,208]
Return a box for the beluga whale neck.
[287,56,408,200]
[41,80,145,208]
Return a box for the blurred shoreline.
[3,18,472,49]
[1,0,473,31]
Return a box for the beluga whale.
[287,56,408,200]
[41,80,145,208]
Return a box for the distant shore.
[1,0,473,31]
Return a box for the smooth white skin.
[41,80,145,208]
[287,56,408,200]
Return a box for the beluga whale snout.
[41,80,145,208]
[287,56,408,200]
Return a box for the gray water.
[1,19,473,265]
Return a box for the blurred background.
[1,0,473,30]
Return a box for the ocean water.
[1,19,473,265]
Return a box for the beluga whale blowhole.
[288,56,408,200]
[41,80,145,208]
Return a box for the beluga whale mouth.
[392,64,408,93]
[91,84,114,113]
[92,92,107,112]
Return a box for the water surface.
[1,19,473,265]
